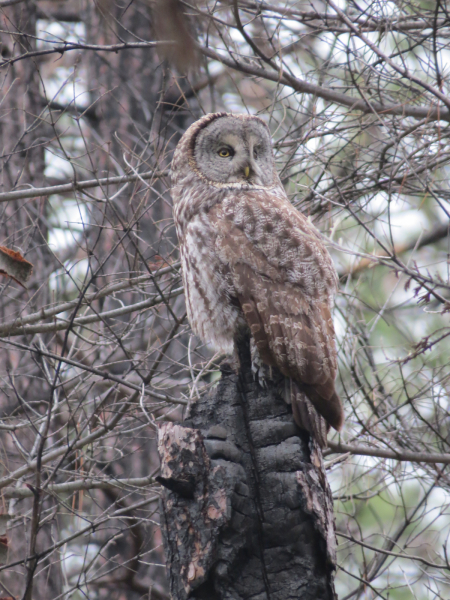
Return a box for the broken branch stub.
[0,246,33,286]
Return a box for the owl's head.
[182,113,277,188]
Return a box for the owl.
[171,112,343,447]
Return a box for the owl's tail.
[289,380,330,448]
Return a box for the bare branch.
[0,169,167,204]
[326,441,450,464]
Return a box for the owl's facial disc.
[193,116,275,186]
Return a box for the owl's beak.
[244,166,250,178]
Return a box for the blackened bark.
[158,336,337,600]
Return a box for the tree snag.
[158,337,338,599]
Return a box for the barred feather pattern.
[171,113,343,447]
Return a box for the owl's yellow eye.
[218,148,231,158]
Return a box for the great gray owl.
[171,112,343,447]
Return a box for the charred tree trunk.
[158,336,337,600]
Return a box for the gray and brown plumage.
[171,112,343,447]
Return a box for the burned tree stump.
[158,339,338,599]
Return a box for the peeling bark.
[158,339,337,599]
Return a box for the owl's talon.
[219,360,235,375]
[256,372,269,390]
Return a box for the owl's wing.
[233,259,343,431]
[212,200,343,433]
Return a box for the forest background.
[0,1,450,599]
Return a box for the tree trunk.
[0,5,62,599]
[158,336,337,600]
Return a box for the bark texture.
[158,339,337,600]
